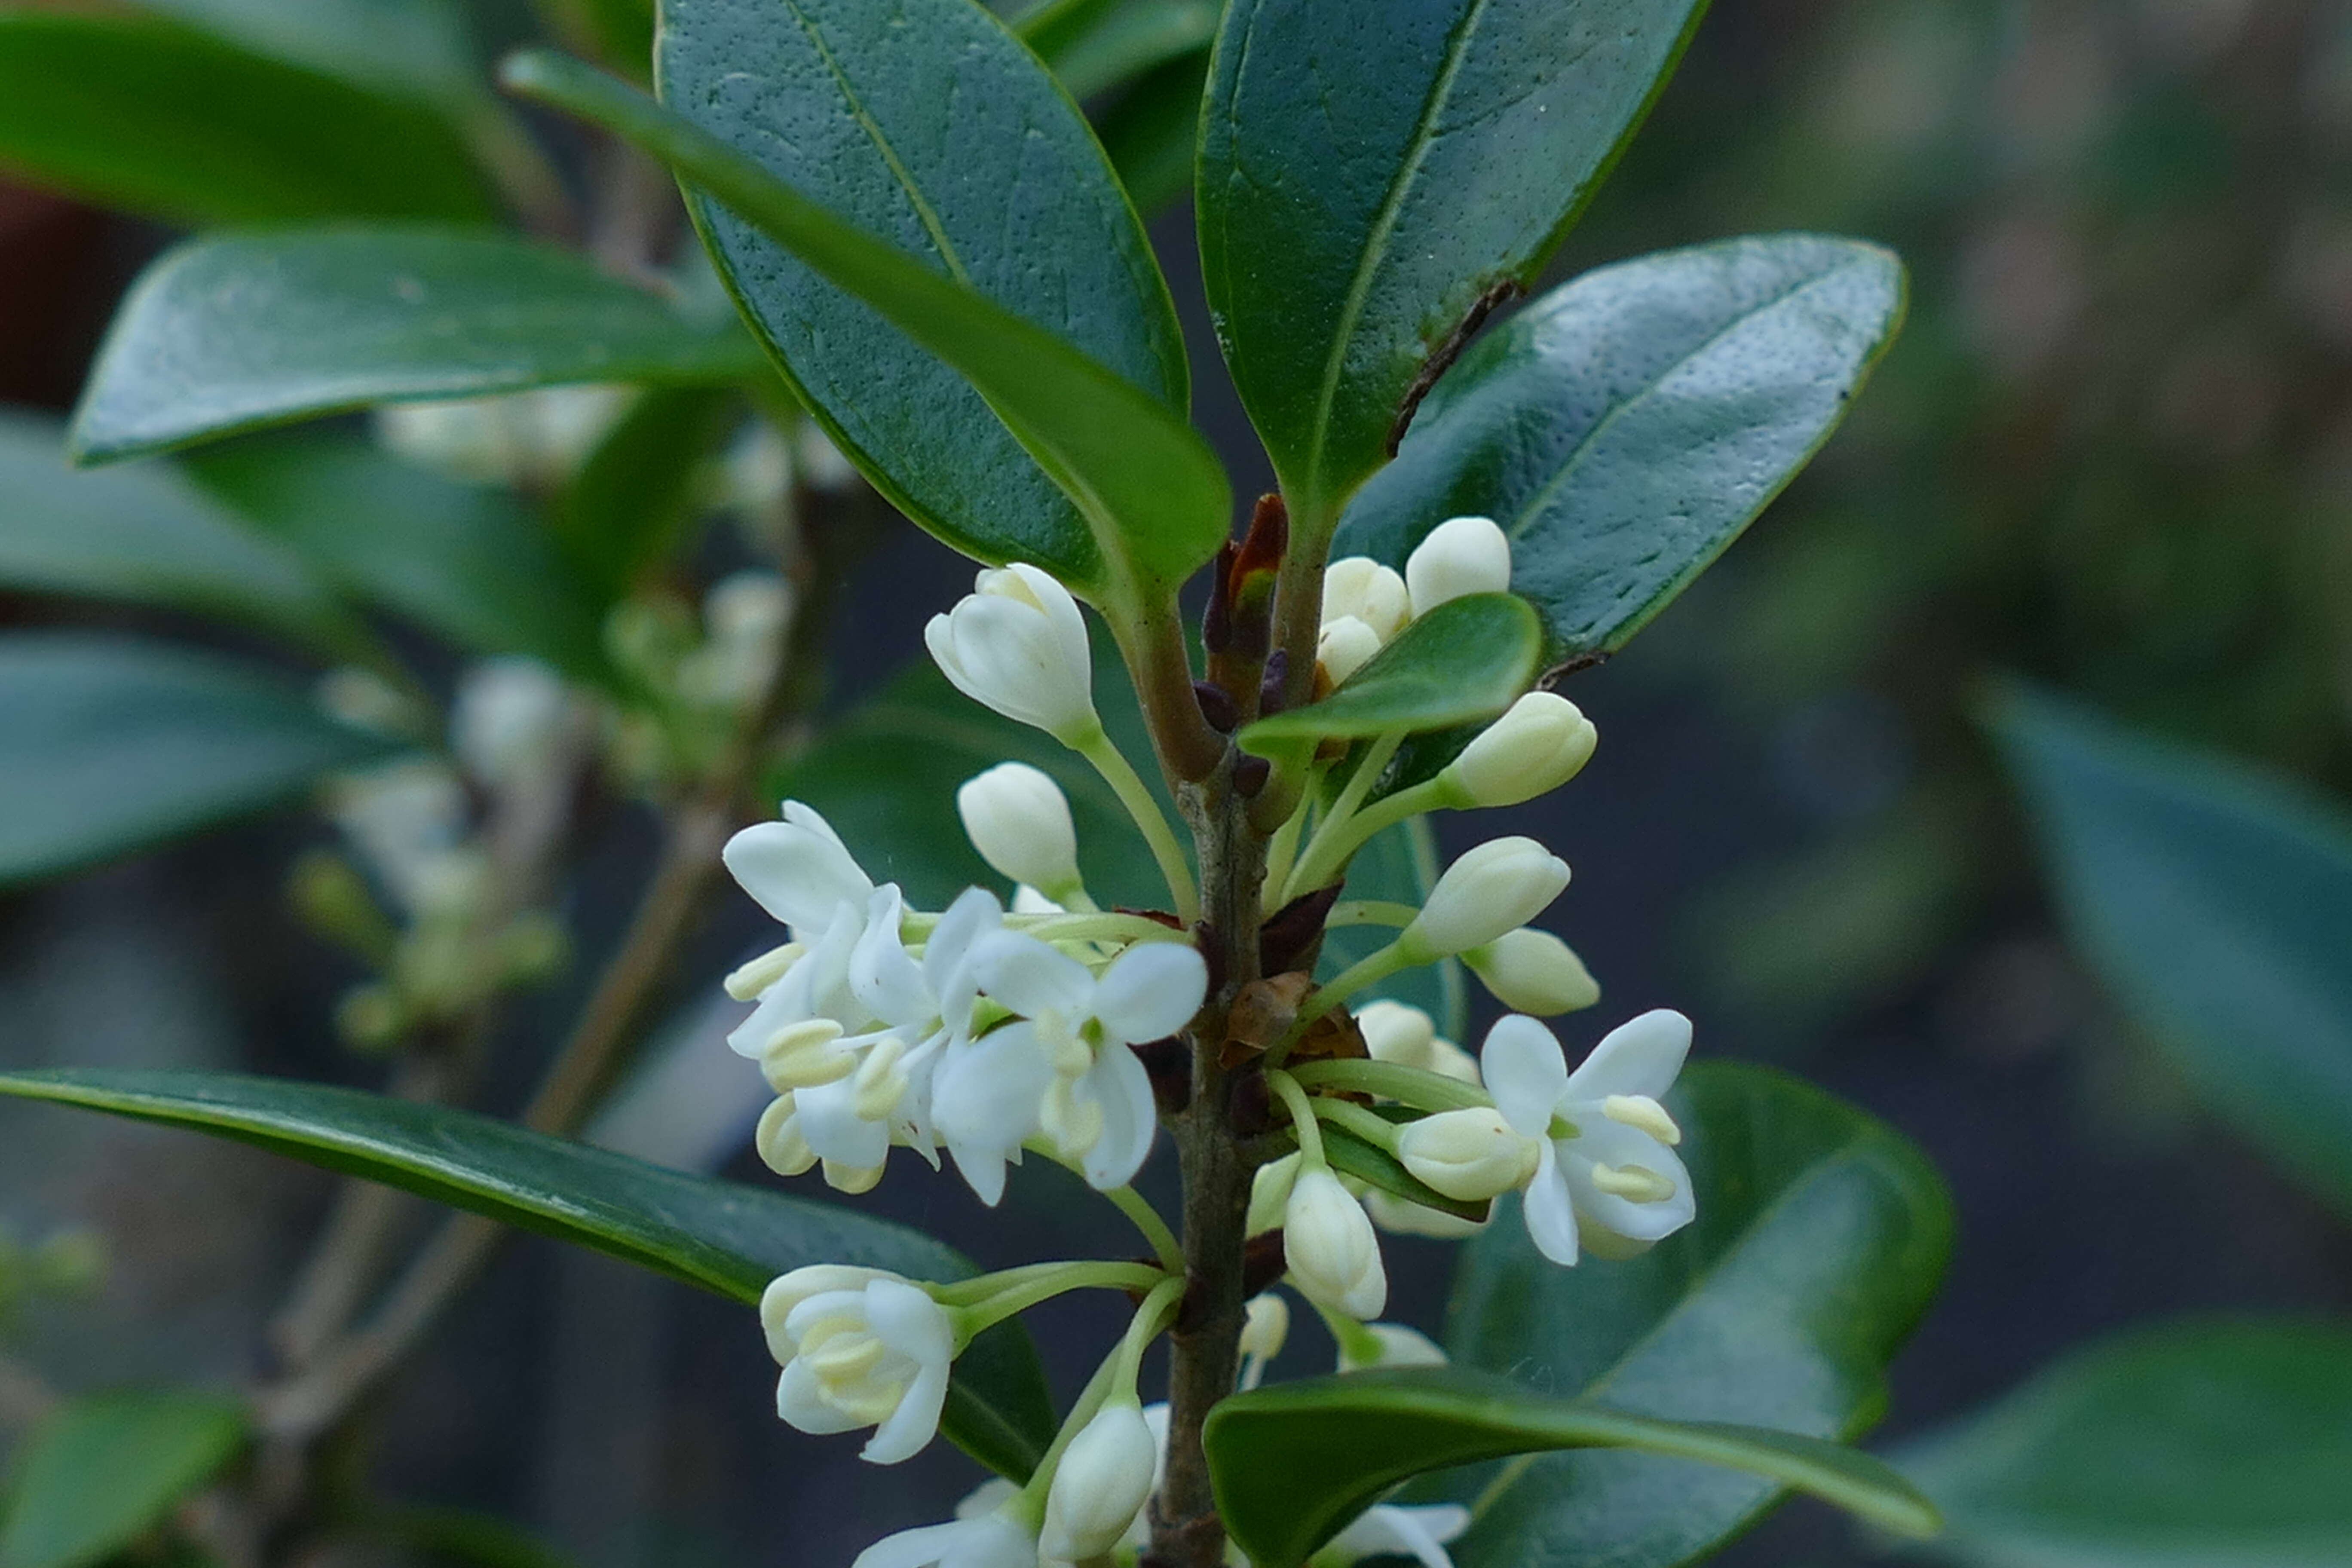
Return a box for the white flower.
[951,932,1206,1197]
[680,570,794,709]
[1337,1322,1448,1372]
[924,564,1098,742]
[1463,928,1600,1016]
[1042,1400,1159,1560]
[1317,614,1384,685]
[327,759,478,919]
[724,801,875,934]
[1322,1504,1473,1568]
[451,657,573,789]
[852,1505,1038,1568]
[1442,692,1595,809]
[1396,1107,1539,1202]
[957,763,1083,899]
[1323,557,1411,641]
[1357,1001,1481,1086]
[1283,1167,1387,1318]
[1404,515,1510,614]
[1406,838,1570,959]
[1482,1011,1696,1266]
[761,1267,955,1464]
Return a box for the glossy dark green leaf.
[70,227,760,465]
[1024,0,1217,101]
[774,645,1170,914]
[1988,686,2352,1218]
[0,12,492,226]
[1318,1121,1487,1226]
[1198,0,1710,538]
[1207,1367,1938,1568]
[1239,594,1540,750]
[1320,818,1464,1039]
[188,428,612,681]
[1895,1319,2352,1568]
[0,635,405,888]
[0,411,354,652]
[1338,236,1907,668]
[1095,49,1210,216]
[555,386,741,600]
[0,1068,1056,1481]
[638,0,1222,603]
[1441,1062,1952,1568]
[0,1389,246,1568]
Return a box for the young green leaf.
[189,428,613,683]
[1988,684,2352,1219]
[0,635,405,889]
[1205,1367,1939,1568]
[632,0,1225,604]
[0,12,492,226]
[1239,594,1540,750]
[0,1390,247,1568]
[0,412,355,655]
[70,227,760,465]
[1441,1062,1952,1568]
[1198,0,1710,540]
[0,1068,1057,1482]
[1895,1319,2352,1568]
[1337,236,1907,668]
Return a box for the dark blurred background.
[3,0,2350,1562]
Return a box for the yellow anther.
[1589,1163,1677,1203]
[1602,1094,1681,1145]
[821,1158,885,1195]
[852,1037,910,1119]
[725,941,804,1000]
[802,1328,886,1381]
[761,1019,851,1090]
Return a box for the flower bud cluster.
[1316,514,1513,687]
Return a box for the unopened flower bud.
[1406,838,1570,959]
[1317,615,1383,685]
[1283,1168,1387,1318]
[1464,928,1600,1015]
[924,564,1097,742]
[956,763,1081,897]
[1323,557,1410,640]
[1239,1292,1291,1363]
[1248,1151,1301,1235]
[1041,1400,1158,1559]
[1337,1322,1449,1372]
[1404,515,1510,614]
[1442,692,1596,808]
[1397,1108,1540,1201]
[1357,1000,1481,1088]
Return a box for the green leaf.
[774,645,1170,913]
[187,428,612,681]
[555,386,742,600]
[1239,594,1540,750]
[1197,0,1710,536]
[70,227,761,466]
[0,635,405,889]
[133,0,483,110]
[625,0,1224,604]
[0,411,354,653]
[1336,236,1907,668]
[1024,0,1218,101]
[1987,685,2352,1219]
[1895,1319,2352,1568]
[1318,1121,1487,1226]
[1206,1366,1939,1568]
[0,1389,246,1568]
[0,12,492,226]
[1094,49,1210,217]
[1442,1062,1952,1568]
[0,1068,1056,1482]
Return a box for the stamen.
[724,941,804,1000]
[1589,1163,1676,1203]
[1602,1094,1681,1145]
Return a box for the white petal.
[1328,1505,1467,1568]
[778,1360,864,1435]
[1521,1142,1581,1265]
[1005,564,1092,693]
[723,808,873,932]
[794,1076,891,1168]
[1561,1120,1695,1243]
[950,1144,1010,1207]
[971,930,1096,1020]
[1080,1046,1158,1189]
[865,1354,950,1464]
[1090,942,1208,1044]
[946,597,1073,733]
[851,887,934,1027]
[852,1519,967,1568]
[924,886,1003,1016]
[864,1277,955,1366]
[943,1513,1038,1568]
[1480,1015,1569,1137]
[1565,1008,1691,1102]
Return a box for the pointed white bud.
[1317,615,1384,685]
[1396,1107,1540,1201]
[1283,1168,1387,1318]
[956,763,1082,897]
[1406,838,1570,959]
[1442,692,1596,808]
[1356,1000,1481,1087]
[1323,557,1411,640]
[1404,515,1510,614]
[1239,1292,1291,1363]
[1041,1400,1158,1559]
[923,564,1097,741]
[1464,928,1600,1015]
